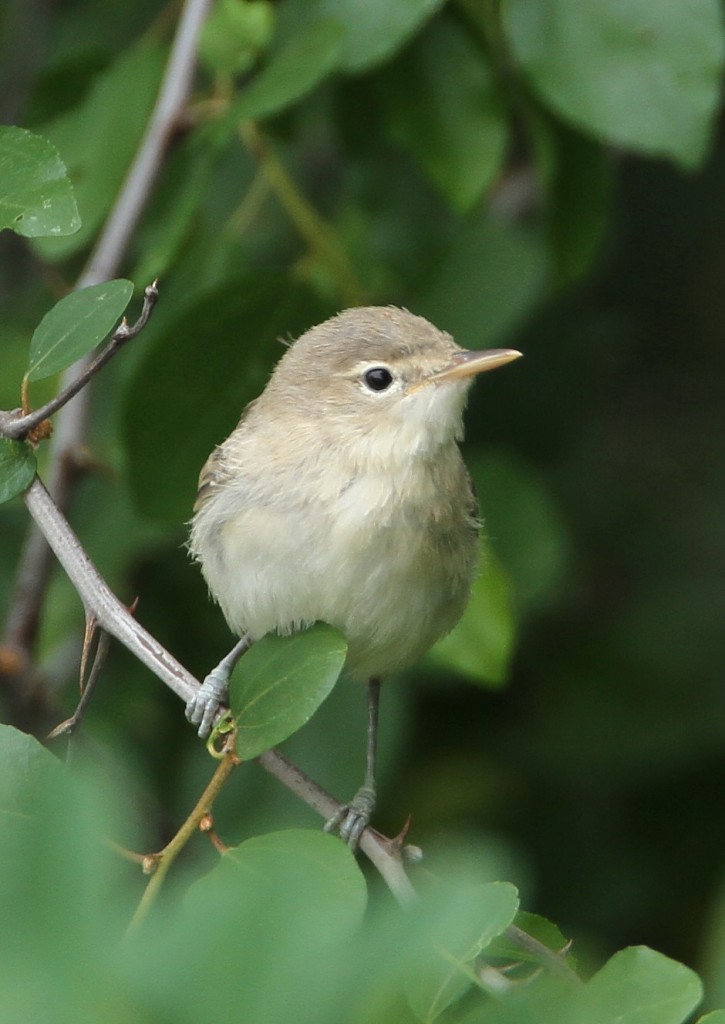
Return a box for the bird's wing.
[193,399,258,513]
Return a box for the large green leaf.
[26,279,134,382]
[0,440,37,504]
[504,0,725,168]
[428,548,516,688]
[277,0,440,73]
[227,20,343,123]
[698,1014,725,1023]
[230,624,347,759]
[0,125,80,238]
[406,881,520,1022]
[186,829,366,943]
[380,18,509,211]
[32,42,165,260]
[583,946,702,1024]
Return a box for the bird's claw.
[324,785,376,849]
[185,666,229,739]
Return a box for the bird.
[186,306,521,845]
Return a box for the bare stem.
[127,736,241,934]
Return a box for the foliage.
[1,0,725,1020]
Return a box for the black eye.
[363,367,394,392]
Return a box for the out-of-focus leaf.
[504,0,725,169]
[0,125,80,237]
[380,19,509,211]
[406,881,520,1022]
[469,450,572,616]
[487,911,573,968]
[413,213,549,351]
[122,273,331,523]
[583,946,702,1023]
[187,829,366,943]
[199,0,275,76]
[428,548,515,688]
[0,440,37,504]
[697,1014,725,1023]
[230,624,347,759]
[228,21,343,123]
[26,279,133,382]
[277,0,441,73]
[32,42,165,260]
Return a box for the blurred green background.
[1,0,725,994]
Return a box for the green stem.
[240,123,364,305]
[126,740,240,934]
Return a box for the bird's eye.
[363,367,394,392]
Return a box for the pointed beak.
[428,347,523,385]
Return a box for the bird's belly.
[206,478,477,681]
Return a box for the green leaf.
[584,946,702,1024]
[187,829,366,943]
[428,548,516,688]
[230,624,347,759]
[412,212,550,352]
[33,43,165,260]
[379,18,509,211]
[0,440,37,504]
[406,881,520,1022]
[26,279,133,382]
[122,273,332,522]
[487,911,573,968]
[277,0,441,73]
[228,21,344,123]
[698,1014,725,1024]
[0,125,80,237]
[504,0,725,169]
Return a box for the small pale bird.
[187,306,521,845]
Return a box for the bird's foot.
[185,664,230,739]
[324,784,376,849]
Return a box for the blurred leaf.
[406,881,520,1022]
[0,440,36,504]
[528,116,613,287]
[278,0,440,73]
[379,18,509,211]
[698,1014,725,1023]
[122,273,331,522]
[32,42,165,260]
[228,21,343,123]
[187,829,366,942]
[199,0,275,76]
[26,279,133,382]
[504,0,725,169]
[469,450,572,616]
[413,212,549,351]
[428,548,515,688]
[230,624,347,758]
[584,946,702,1024]
[487,911,572,968]
[0,125,80,237]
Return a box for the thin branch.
[47,623,111,740]
[127,734,241,934]
[2,0,212,668]
[0,282,159,442]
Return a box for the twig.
[502,924,581,986]
[1,0,212,671]
[127,734,241,934]
[0,282,159,442]
[46,622,111,740]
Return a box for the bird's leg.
[186,634,252,739]
[325,677,381,848]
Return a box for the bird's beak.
[427,347,523,385]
